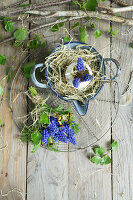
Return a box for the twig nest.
[65,57,93,89]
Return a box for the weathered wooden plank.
[68,1,112,199]
[27,1,69,200]
[111,0,133,199]
[0,1,27,199]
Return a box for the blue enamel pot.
[30,42,120,116]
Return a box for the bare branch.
[0,0,28,11]
[0,0,75,17]
[111,6,133,13]
[25,10,133,26]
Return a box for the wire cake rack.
[10,48,120,151]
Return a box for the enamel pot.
[30,42,120,116]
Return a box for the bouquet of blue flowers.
[21,87,79,152]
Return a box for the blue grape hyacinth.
[73,78,81,88]
[41,129,49,145]
[41,117,77,146]
[82,74,93,82]
[76,58,85,71]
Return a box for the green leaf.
[100,0,106,1]
[39,113,49,124]
[58,22,65,28]
[19,3,31,7]
[52,104,64,113]
[31,131,42,146]
[100,155,112,165]
[14,41,23,47]
[79,27,88,43]
[94,28,103,39]
[29,86,38,96]
[63,36,71,43]
[94,147,105,156]
[130,43,133,48]
[23,61,36,78]
[30,40,41,49]
[34,34,43,41]
[0,54,6,65]
[6,67,14,83]
[32,140,41,153]
[90,22,95,29]
[85,16,90,21]
[2,17,14,32]
[84,0,98,11]
[41,41,45,48]
[107,27,118,37]
[70,121,79,134]
[70,1,79,5]
[0,119,2,127]
[51,24,59,32]
[90,155,103,165]
[14,27,28,42]
[111,140,118,152]
[0,85,4,96]
[71,22,80,29]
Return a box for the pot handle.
[30,63,48,88]
[73,100,89,116]
[104,58,120,81]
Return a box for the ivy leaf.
[94,28,103,39]
[2,17,14,32]
[84,0,98,11]
[14,27,28,42]
[79,27,88,43]
[31,131,42,146]
[0,54,6,65]
[58,22,65,28]
[63,35,71,43]
[39,113,49,124]
[23,61,36,78]
[51,24,59,32]
[72,22,80,29]
[94,147,105,156]
[41,41,45,48]
[32,141,41,153]
[6,67,14,83]
[90,155,103,165]
[29,86,38,96]
[100,155,112,165]
[0,85,4,96]
[111,140,118,152]
[52,104,64,113]
[107,27,118,37]
[70,1,79,5]
[70,121,79,134]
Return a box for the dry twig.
[25,10,133,26]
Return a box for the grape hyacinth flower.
[76,58,85,71]
[41,129,49,145]
[82,74,93,82]
[41,116,77,146]
[73,78,81,88]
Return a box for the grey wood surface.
[0,0,133,200]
